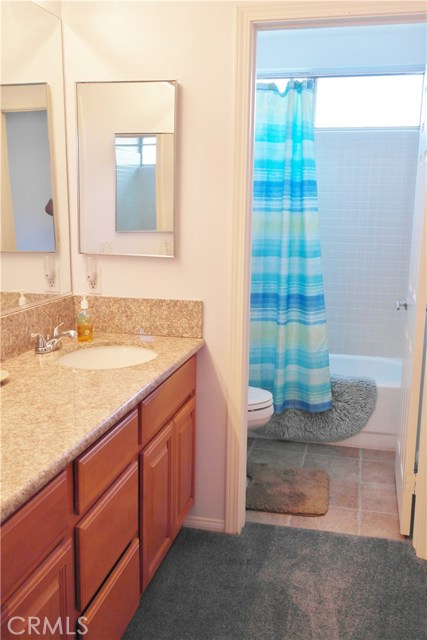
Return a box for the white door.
[395,74,427,536]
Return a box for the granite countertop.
[0,333,204,523]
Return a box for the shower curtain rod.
[256,67,424,80]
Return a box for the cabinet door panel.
[141,421,174,592]
[81,539,140,640]
[74,409,139,515]
[1,470,68,602]
[75,462,138,610]
[173,397,196,534]
[1,539,75,640]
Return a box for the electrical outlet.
[45,271,60,293]
[100,241,113,253]
[87,266,102,294]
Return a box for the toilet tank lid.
[248,386,273,409]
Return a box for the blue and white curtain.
[249,79,332,413]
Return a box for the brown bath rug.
[246,463,329,516]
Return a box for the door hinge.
[405,472,417,495]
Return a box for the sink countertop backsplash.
[1,295,75,361]
[73,296,203,338]
[1,298,204,521]
[1,296,203,361]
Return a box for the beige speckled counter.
[0,333,204,523]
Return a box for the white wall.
[61,1,237,527]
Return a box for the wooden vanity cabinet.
[140,357,196,591]
[1,355,198,638]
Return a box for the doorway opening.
[226,6,426,551]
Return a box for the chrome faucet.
[31,323,77,354]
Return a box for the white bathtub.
[328,354,402,450]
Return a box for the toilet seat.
[248,386,273,411]
[247,386,274,430]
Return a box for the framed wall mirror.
[1,83,56,253]
[0,1,71,315]
[77,81,176,257]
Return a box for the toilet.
[247,386,274,430]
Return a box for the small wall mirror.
[77,81,176,257]
[1,83,56,252]
[1,0,71,315]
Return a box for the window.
[314,75,423,128]
[115,135,157,166]
[141,136,157,165]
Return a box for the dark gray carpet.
[123,523,426,640]
[255,375,377,443]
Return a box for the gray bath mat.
[246,463,329,515]
[254,375,377,443]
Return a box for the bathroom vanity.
[0,335,203,638]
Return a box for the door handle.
[395,300,408,311]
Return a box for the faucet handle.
[53,323,64,337]
[31,333,47,351]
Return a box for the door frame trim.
[413,326,427,559]
[226,1,427,535]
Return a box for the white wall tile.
[316,128,419,357]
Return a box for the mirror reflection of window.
[5,110,55,250]
[1,83,56,253]
[115,134,158,232]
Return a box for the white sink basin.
[59,345,157,370]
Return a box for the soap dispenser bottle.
[77,294,94,342]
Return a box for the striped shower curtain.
[249,79,332,413]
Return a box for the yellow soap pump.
[77,294,94,342]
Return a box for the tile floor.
[246,438,406,541]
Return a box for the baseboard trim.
[184,515,225,532]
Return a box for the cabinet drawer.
[140,356,196,447]
[74,409,139,515]
[80,539,140,640]
[1,470,68,602]
[75,462,138,610]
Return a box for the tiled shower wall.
[315,128,419,358]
